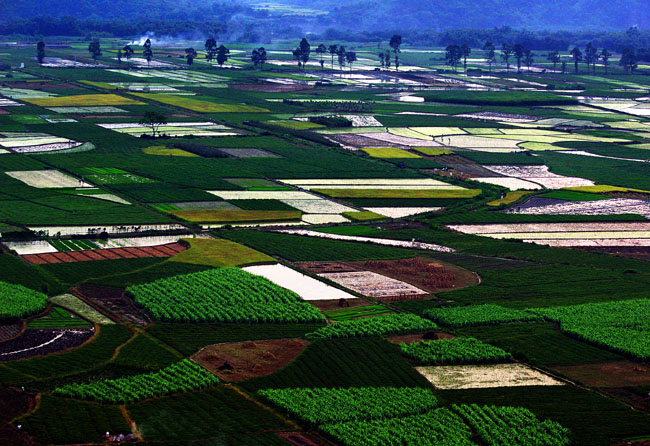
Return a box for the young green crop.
[424,304,540,327]
[127,267,324,323]
[532,299,650,360]
[452,404,571,446]
[258,387,438,424]
[0,280,48,320]
[321,408,475,446]
[53,359,218,403]
[306,314,436,339]
[400,337,512,365]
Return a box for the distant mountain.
[0,0,253,22]
[1,0,648,37]
[311,0,650,31]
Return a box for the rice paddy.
[130,93,270,113]
[23,94,145,107]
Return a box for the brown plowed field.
[193,338,310,382]
[22,243,186,264]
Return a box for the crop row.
[319,404,570,446]
[306,314,436,339]
[53,359,218,403]
[127,268,324,323]
[0,280,48,320]
[400,338,512,365]
[258,387,438,424]
[424,304,540,327]
[532,298,650,360]
[321,408,475,446]
[452,404,571,446]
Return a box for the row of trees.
[282,35,402,72]
[58,37,232,67]
[445,41,638,74]
[567,44,638,74]
[562,44,639,74]
[183,39,230,66]
[446,42,535,73]
[287,38,359,71]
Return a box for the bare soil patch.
[0,328,94,361]
[296,261,360,275]
[72,284,150,325]
[550,360,650,387]
[0,323,23,342]
[0,388,34,446]
[331,133,410,150]
[306,298,370,312]
[577,246,650,261]
[386,331,456,344]
[22,243,186,264]
[426,154,501,178]
[349,257,479,296]
[0,81,81,91]
[276,431,324,446]
[193,338,309,382]
[602,388,650,413]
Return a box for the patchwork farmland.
[1,23,650,446]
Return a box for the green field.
[2,32,650,446]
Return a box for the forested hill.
[0,0,252,22]
[0,0,648,38]
[321,0,650,31]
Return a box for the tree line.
[445,41,640,74]
[36,37,232,68]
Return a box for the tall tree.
[513,43,525,73]
[328,44,338,70]
[36,41,45,64]
[570,47,582,74]
[378,52,385,68]
[547,50,560,72]
[619,47,638,74]
[585,42,598,74]
[337,45,346,71]
[185,47,197,66]
[291,38,311,71]
[523,48,535,72]
[389,34,402,71]
[88,40,102,63]
[205,38,217,64]
[251,48,260,69]
[501,44,513,72]
[216,45,229,68]
[445,44,461,72]
[316,44,326,70]
[117,49,122,64]
[600,48,611,75]
[460,43,471,73]
[143,38,153,67]
[257,47,267,70]
[345,51,357,71]
[299,38,310,67]
[483,41,496,73]
[292,47,302,70]
[384,49,391,70]
[139,111,167,137]
[122,44,134,61]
